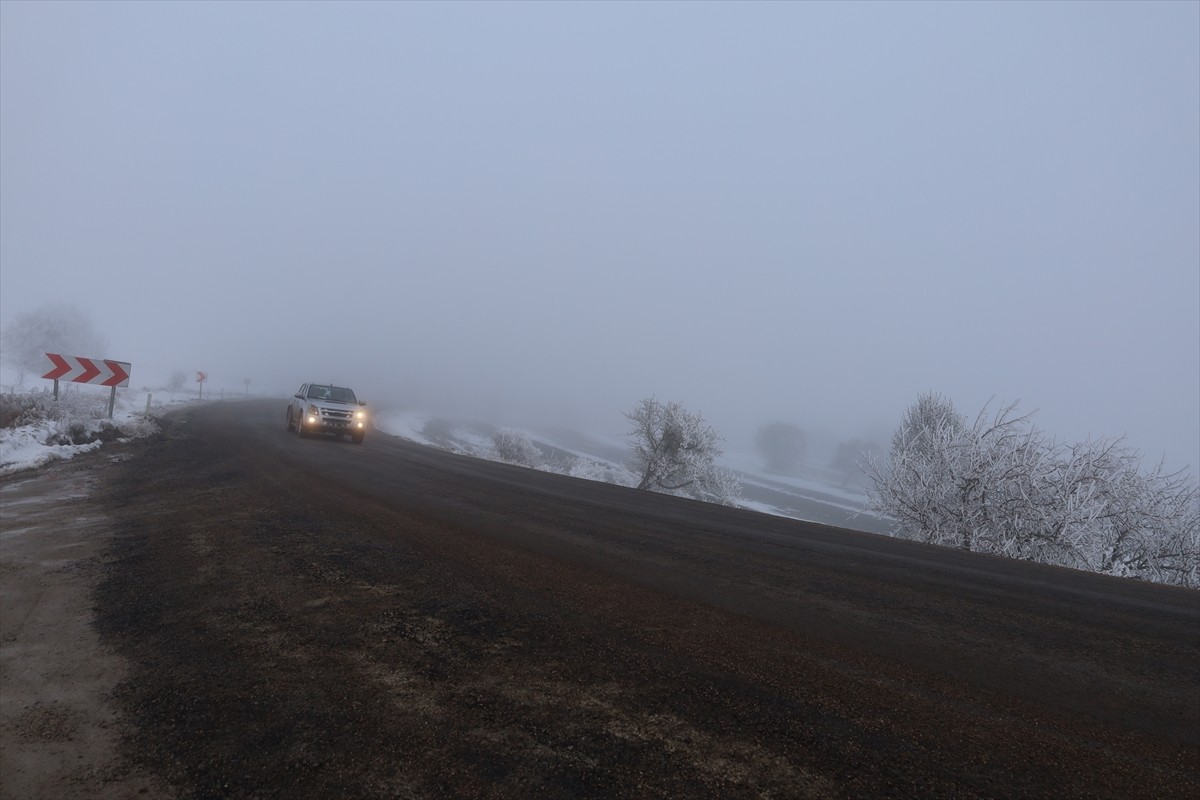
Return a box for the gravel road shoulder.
[1,449,174,799]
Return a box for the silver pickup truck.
[286,383,368,444]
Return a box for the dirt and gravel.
[1,453,171,799]
[2,399,1199,799]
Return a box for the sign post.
[41,353,132,419]
[196,371,207,400]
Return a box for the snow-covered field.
[0,367,891,534]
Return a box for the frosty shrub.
[625,397,742,506]
[0,393,41,429]
[491,428,544,469]
[1,388,107,429]
[567,458,637,487]
[865,393,1200,587]
[0,387,158,448]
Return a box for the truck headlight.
[355,410,365,420]
[308,404,319,416]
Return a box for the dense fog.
[2,2,1197,473]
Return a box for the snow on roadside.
[0,421,104,475]
[736,498,781,516]
[372,409,883,527]
[372,410,436,446]
[0,386,163,477]
[738,476,871,514]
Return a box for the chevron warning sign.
[42,353,132,387]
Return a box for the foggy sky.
[2,1,1198,472]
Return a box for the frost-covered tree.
[890,391,964,462]
[167,371,186,393]
[625,397,741,506]
[755,421,807,474]
[0,304,109,383]
[491,428,543,469]
[1025,440,1200,584]
[865,394,1200,586]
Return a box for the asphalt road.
[85,399,1199,798]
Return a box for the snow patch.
[0,422,104,475]
[373,410,436,446]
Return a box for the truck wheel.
[286,409,296,432]
[352,431,365,445]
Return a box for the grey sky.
[2,1,1197,471]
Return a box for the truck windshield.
[308,385,357,403]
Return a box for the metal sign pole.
[108,386,116,419]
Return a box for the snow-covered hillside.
[374,409,895,535]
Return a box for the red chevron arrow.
[42,353,72,380]
[42,352,132,386]
[102,360,130,387]
[76,357,102,384]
